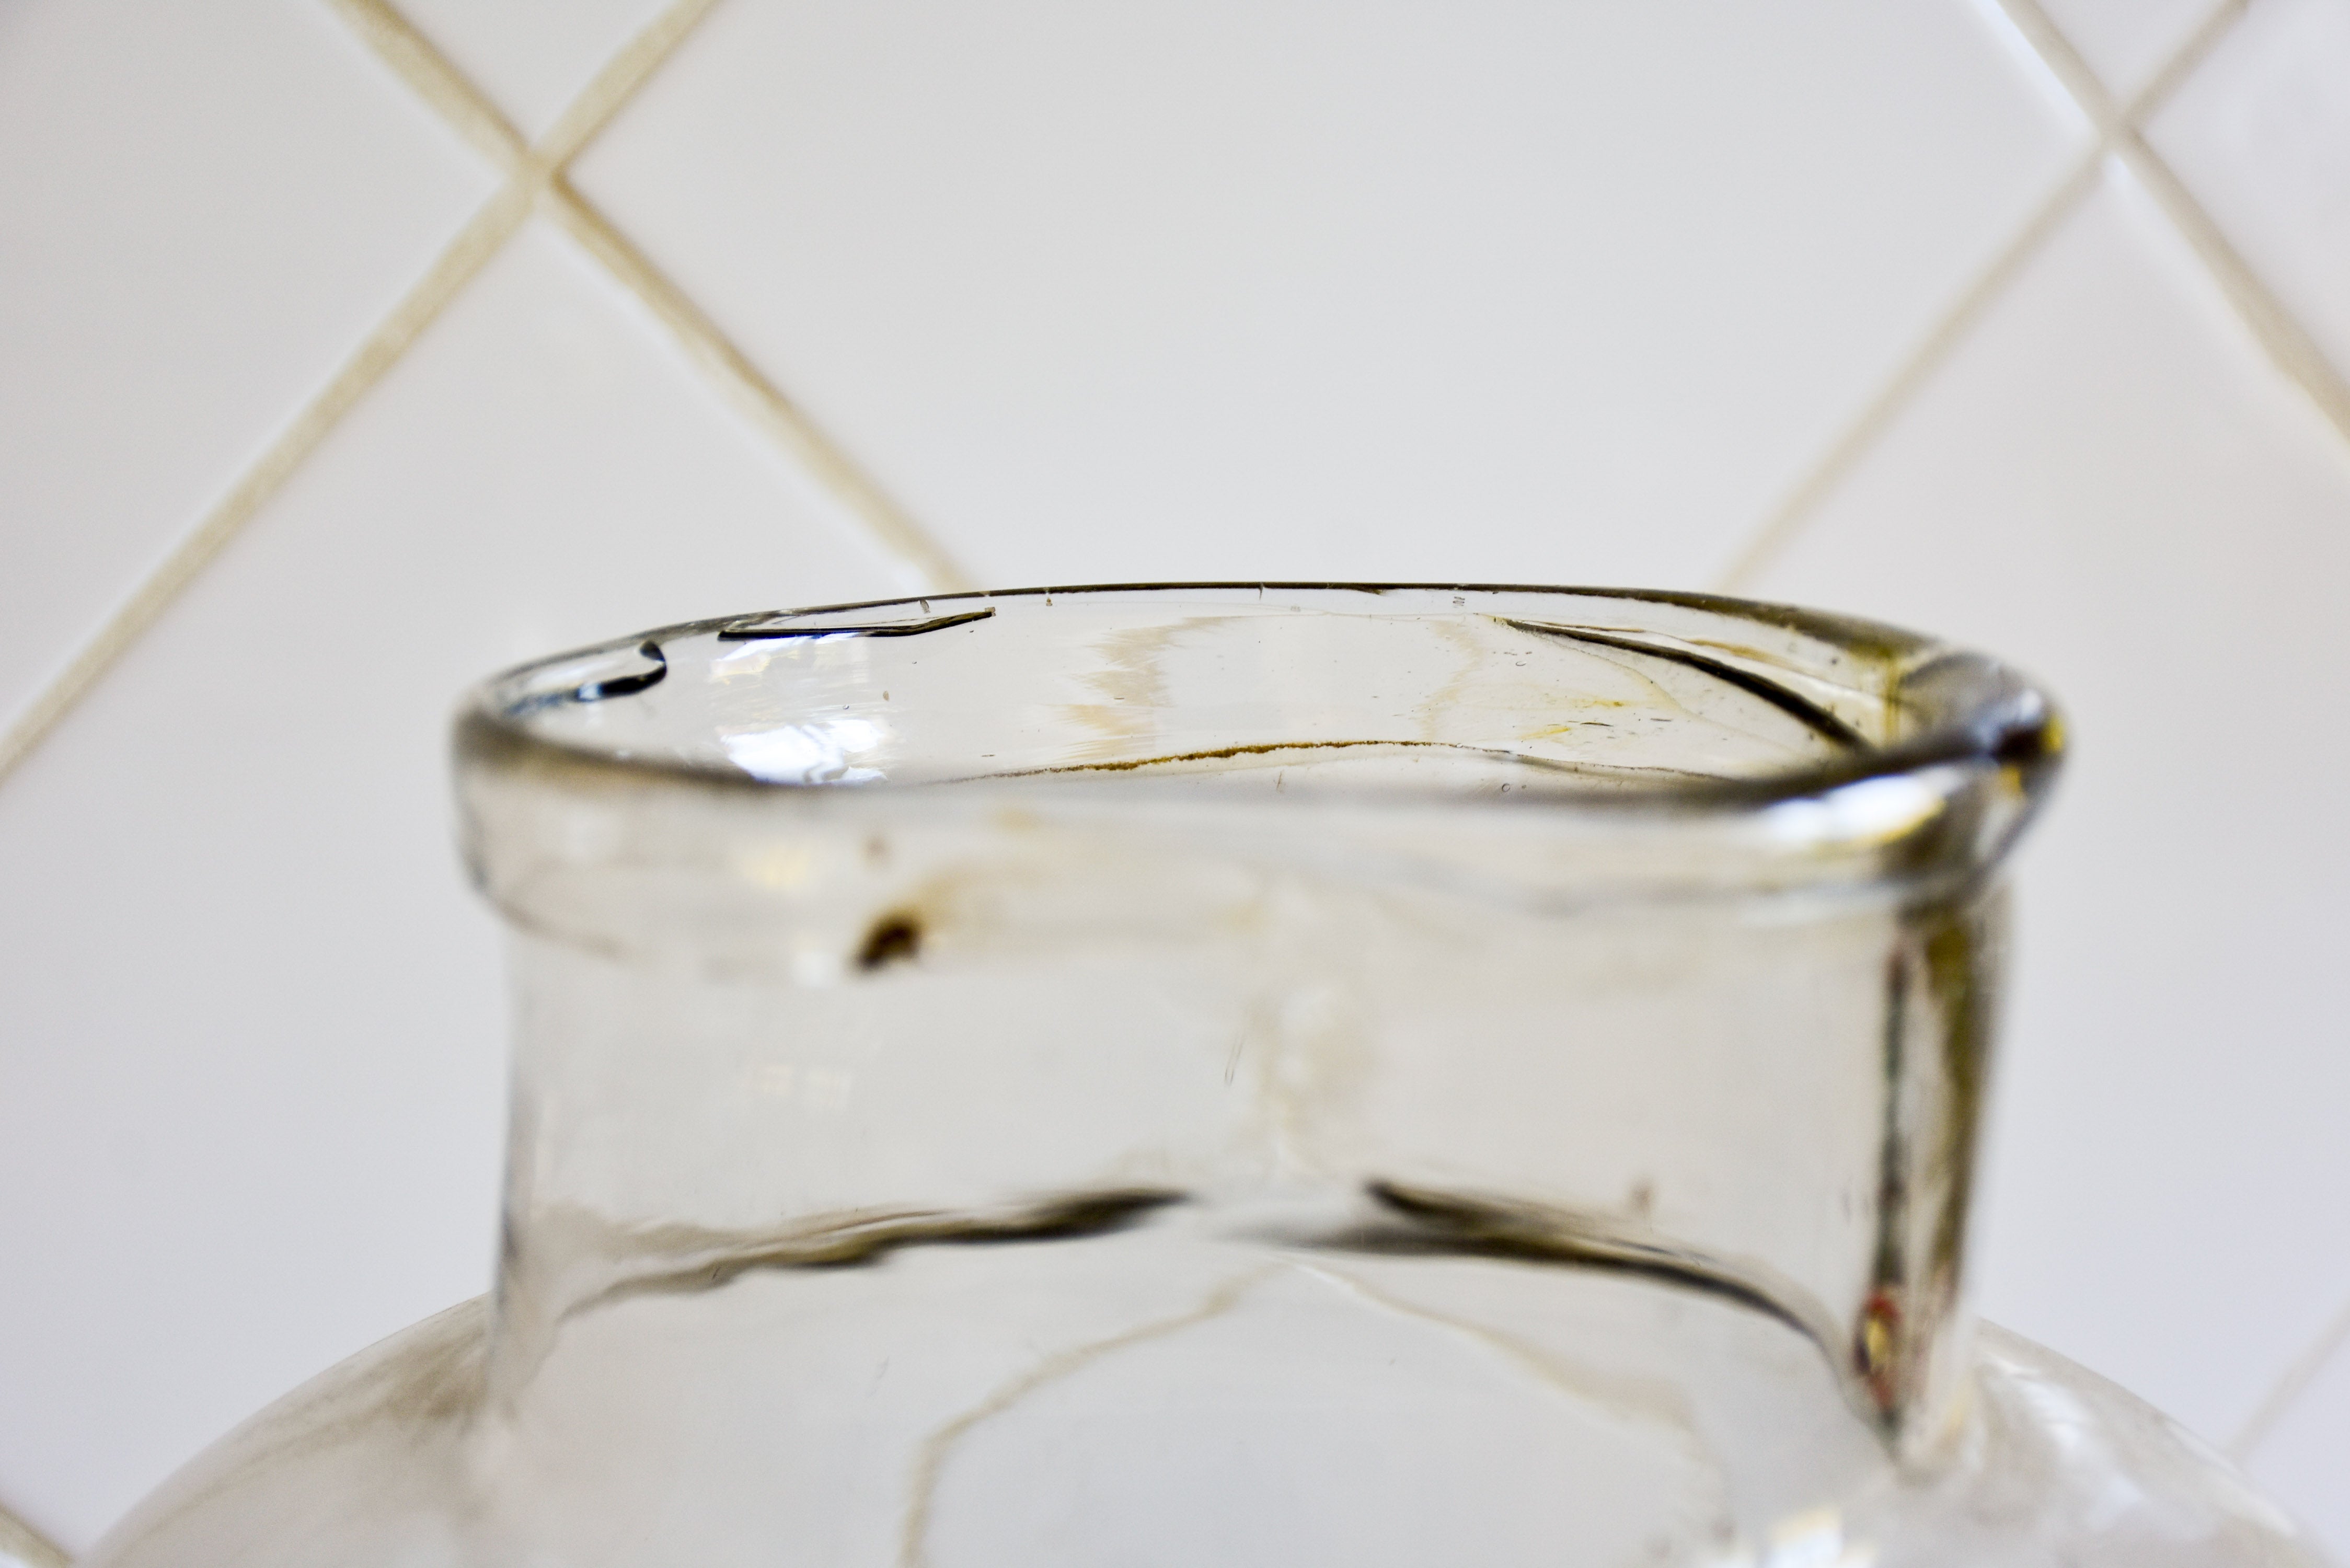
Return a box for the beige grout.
[1713,0,2259,593]
[1713,152,2104,594]
[542,179,972,590]
[1730,0,2350,1460]
[1989,2,2350,1463]
[325,0,526,168]
[537,0,720,169]
[2113,137,2350,443]
[0,0,968,794]
[331,0,969,589]
[0,1498,69,1568]
[4,1,2336,1526]
[2129,0,2252,116]
[1994,0,2124,120]
[0,182,533,788]
[2002,0,2350,448]
[2231,1286,2350,1461]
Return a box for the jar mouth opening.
[462,583,2059,825]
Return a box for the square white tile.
[2245,1310,2350,1561]
[2037,0,2224,100]
[1748,168,2350,1445]
[0,0,491,739]
[395,0,679,143]
[2146,0,2350,383]
[0,221,897,1552]
[574,0,2084,592]
[5,0,2348,1548]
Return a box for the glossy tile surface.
[2039,0,2222,97]
[0,0,490,740]
[397,0,677,140]
[2247,1315,2350,1555]
[2148,0,2350,377]
[573,0,2081,589]
[4,0,2349,1557]
[0,225,893,1548]
[1748,172,2350,1452]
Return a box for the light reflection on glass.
[719,715,888,783]
[709,644,778,682]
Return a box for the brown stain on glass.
[1854,888,2005,1439]
[1859,948,1914,1426]
[1493,617,1868,750]
[858,912,924,971]
[718,607,996,642]
[1341,1180,1838,1353]
[1919,891,2002,1363]
[571,1189,1189,1312]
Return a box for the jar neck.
[476,800,2004,1462]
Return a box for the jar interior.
[487,586,1921,792]
[446,585,2052,1553]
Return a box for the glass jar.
[88,586,2324,1566]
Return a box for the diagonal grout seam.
[1714,0,2256,592]
[1725,0,2350,1457]
[1712,155,2102,593]
[541,178,969,587]
[2112,141,2350,442]
[2230,1285,2350,1460]
[1982,0,2350,1466]
[537,0,723,168]
[0,182,532,787]
[0,0,695,791]
[0,0,967,794]
[328,0,971,589]
[0,1498,69,1568]
[329,0,520,166]
[1999,0,2350,450]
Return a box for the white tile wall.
[2040,0,2220,98]
[0,219,897,1548]
[1746,164,2350,1462]
[2149,0,2350,376]
[1,0,2343,1557]
[391,0,675,141]
[2251,1311,2350,1552]
[0,0,490,741]
[570,0,2083,589]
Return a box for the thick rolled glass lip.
[448,583,2068,921]
[453,583,2058,823]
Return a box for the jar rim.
[460,582,2059,821]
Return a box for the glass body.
[89,586,2323,1566]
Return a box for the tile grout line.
[2002,0,2350,1463]
[1712,152,2102,593]
[0,0,967,796]
[337,0,973,590]
[2000,0,2350,448]
[1713,0,2251,593]
[538,179,970,589]
[1996,0,2350,1464]
[2231,1283,2350,1463]
[0,5,2330,1549]
[0,0,683,792]
[0,3,928,1527]
[0,1499,68,1568]
[2111,136,2350,443]
[534,5,973,589]
[536,0,723,167]
[0,183,532,790]
[329,0,523,166]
